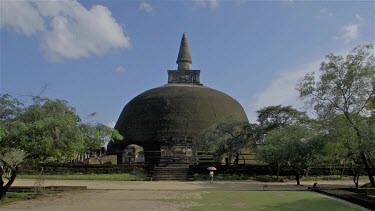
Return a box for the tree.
[322,116,364,186]
[195,117,253,164]
[257,125,324,185]
[80,122,123,164]
[0,148,26,199]
[0,94,23,121]
[255,105,312,145]
[257,105,310,131]
[297,44,375,186]
[1,96,84,162]
[0,94,123,198]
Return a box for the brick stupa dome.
[107,33,248,154]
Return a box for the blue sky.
[1,0,374,125]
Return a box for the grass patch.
[0,192,36,205]
[186,191,361,211]
[18,173,147,181]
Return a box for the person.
[209,170,214,183]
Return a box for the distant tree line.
[196,44,375,187]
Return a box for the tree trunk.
[340,163,346,179]
[0,168,18,200]
[360,152,375,187]
[0,176,5,199]
[306,167,310,180]
[276,168,280,180]
[352,167,360,187]
[240,153,246,165]
[349,122,375,187]
[354,175,359,188]
[295,172,301,186]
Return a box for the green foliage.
[257,125,324,184]
[0,94,123,162]
[1,96,83,162]
[297,44,375,186]
[195,117,253,163]
[0,93,124,198]
[297,44,374,119]
[255,105,322,181]
[255,105,315,145]
[80,122,123,153]
[0,94,23,121]
[0,148,27,172]
[257,105,311,131]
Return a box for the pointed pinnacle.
[176,32,192,70]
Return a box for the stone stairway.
[151,166,194,181]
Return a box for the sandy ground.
[9,178,366,191]
[0,179,369,211]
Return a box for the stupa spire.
[176,32,192,70]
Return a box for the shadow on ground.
[187,191,362,211]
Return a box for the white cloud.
[248,49,351,123]
[139,2,155,15]
[0,0,130,62]
[115,66,126,73]
[334,24,359,43]
[248,60,320,122]
[0,1,44,35]
[319,7,333,17]
[355,14,364,22]
[333,14,365,44]
[106,121,116,129]
[280,0,295,4]
[193,0,219,9]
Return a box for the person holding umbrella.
[207,167,216,183]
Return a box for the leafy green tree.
[297,44,375,186]
[256,136,284,179]
[195,117,253,164]
[0,94,122,162]
[0,94,123,198]
[0,94,23,121]
[321,116,365,186]
[1,96,84,162]
[80,122,123,163]
[257,125,324,185]
[255,105,319,178]
[257,105,310,131]
[255,105,312,144]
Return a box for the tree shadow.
[258,197,361,211]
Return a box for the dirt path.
[1,190,201,211]
[0,179,368,211]
[10,178,363,191]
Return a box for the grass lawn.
[18,173,147,181]
[187,191,360,211]
[0,192,36,205]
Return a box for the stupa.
[107,33,248,164]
